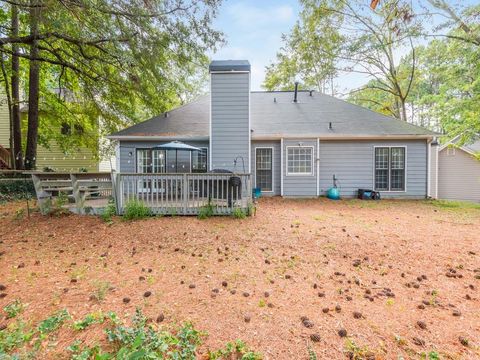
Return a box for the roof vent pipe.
[328,122,333,130]
[309,90,313,96]
[293,82,299,103]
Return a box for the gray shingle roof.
[109,91,436,139]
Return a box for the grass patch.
[425,199,480,210]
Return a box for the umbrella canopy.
[153,141,201,152]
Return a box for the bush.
[232,207,247,219]
[198,203,214,219]
[0,179,35,202]
[123,199,151,220]
[101,199,117,222]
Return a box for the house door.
[136,149,166,193]
[255,148,273,192]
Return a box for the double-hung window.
[374,147,406,191]
[256,148,273,191]
[287,146,313,175]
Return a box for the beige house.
[0,99,114,172]
[435,136,480,203]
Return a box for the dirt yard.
[0,198,479,359]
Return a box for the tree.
[264,0,343,94]
[0,0,223,169]
[264,0,420,122]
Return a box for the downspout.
[427,138,431,198]
[280,138,284,196]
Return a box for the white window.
[286,146,313,175]
[374,147,406,191]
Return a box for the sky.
[212,0,300,91]
[212,0,477,93]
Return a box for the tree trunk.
[25,0,41,170]
[400,97,408,122]
[11,4,23,169]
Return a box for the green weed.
[3,300,25,319]
[123,200,151,220]
[232,207,247,219]
[198,202,214,219]
[101,199,117,223]
[37,309,70,335]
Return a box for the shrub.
[101,199,117,222]
[0,179,35,202]
[123,200,151,220]
[198,203,214,219]
[232,207,247,219]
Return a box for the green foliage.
[101,199,117,223]
[1,307,261,359]
[198,202,214,219]
[0,179,35,202]
[123,200,151,220]
[56,191,69,207]
[232,207,247,219]
[425,199,480,210]
[0,321,34,355]
[263,0,343,94]
[105,308,203,359]
[308,345,318,360]
[3,300,25,319]
[73,312,107,331]
[207,339,262,360]
[37,309,70,335]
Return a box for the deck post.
[70,174,83,214]
[31,174,48,215]
[183,173,188,215]
[110,171,120,215]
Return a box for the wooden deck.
[29,172,252,216]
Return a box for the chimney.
[293,82,299,103]
[209,60,251,172]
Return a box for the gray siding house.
[108,60,438,199]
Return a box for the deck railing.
[115,172,252,215]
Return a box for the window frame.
[373,146,407,193]
[255,147,274,192]
[191,147,208,173]
[135,148,167,174]
[286,146,314,176]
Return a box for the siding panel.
[438,148,480,202]
[211,72,250,171]
[282,139,318,197]
[319,140,428,198]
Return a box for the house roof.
[108,91,436,140]
[439,134,480,155]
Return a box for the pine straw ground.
[0,198,479,359]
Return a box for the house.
[435,136,480,202]
[0,94,114,172]
[108,60,438,198]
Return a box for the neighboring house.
[108,60,438,199]
[436,136,480,202]
[0,98,115,172]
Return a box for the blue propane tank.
[327,187,340,200]
[326,174,340,200]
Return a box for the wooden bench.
[31,173,73,214]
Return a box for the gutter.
[108,134,435,141]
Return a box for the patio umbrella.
[153,141,201,173]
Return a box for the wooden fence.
[27,172,252,216]
[114,173,252,215]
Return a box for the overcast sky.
[212,0,476,94]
